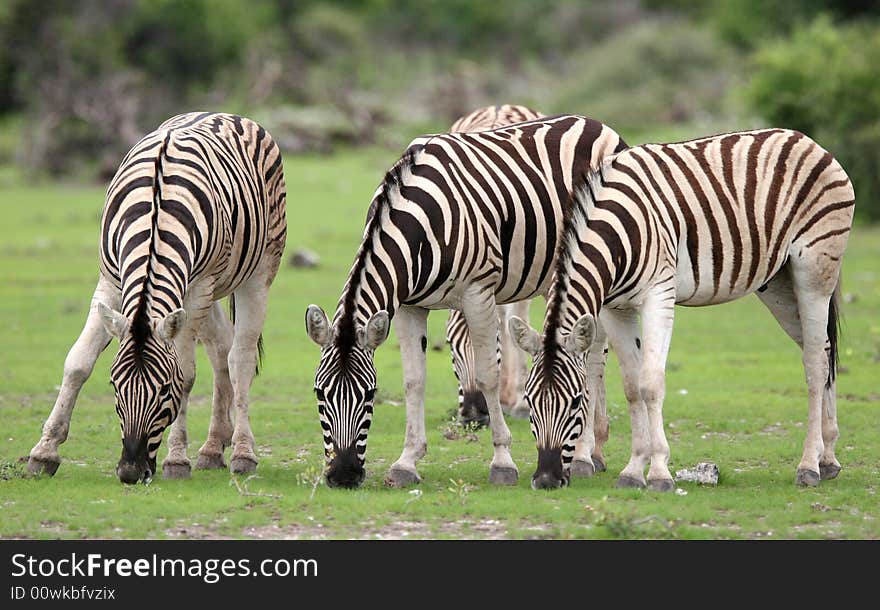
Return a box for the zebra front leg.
[571,320,608,477]
[462,288,518,485]
[196,301,235,470]
[28,276,119,476]
[161,324,198,480]
[592,319,610,472]
[386,306,429,487]
[602,308,650,489]
[639,290,676,492]
[227,277,270,475]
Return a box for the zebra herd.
[27,106,854,493]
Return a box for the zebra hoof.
[571,459,596,478]
[384,467,420,488]
[489,465,519,486]
[230,457,258,475]
[616,475,646,489]
[196,453,226,470]
[162,461,191,480]
[796,468,820,487]
[647,478,675,492]
[820,463,841,480]
[27,456,60,477]
[509,404,530,420]
[591,456,607,473]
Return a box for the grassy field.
[0,149,878,540]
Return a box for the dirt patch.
[164,524,233,540]
[242,517,510,540]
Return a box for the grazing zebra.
[510,128,855,490]
[27,112,287,484]
[445,104,544,426]
[305,114,625,488]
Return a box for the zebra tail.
[827,277,842,387]
[228,294,264,376]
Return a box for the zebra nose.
[531,471,564,490]
[532,447,566,490]
[325,446,365,489]
[460,391,490,427]
[117,462,143,485]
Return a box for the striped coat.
[512,128,855,489]
[28,112,286,483]
[306,114,626,488]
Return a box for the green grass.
[1,150,878,540]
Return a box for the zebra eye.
[159,384,171,399]
[570,394,584,413]
[315,388,326,402]
[363,388,376,403]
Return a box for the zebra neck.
[118,218,189,321]
[544,223,619,338]
[333,251,402,332]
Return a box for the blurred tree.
[123,0,264,91]
[745,15,880,221]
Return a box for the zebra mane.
[541,167,601,370]
[130,134,170,363]
[334,142,425,352]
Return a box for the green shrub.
[744,16,880,222]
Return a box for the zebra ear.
[563,314,596,355]
[360,310,390,350]
[98,302,129,339]
[305,305,332,347]
[158,308,187,343]
[509,316,540,356]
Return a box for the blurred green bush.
[745,16,880,222]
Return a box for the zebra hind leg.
[501,300,531,419]
[756,265,840,482]
[789,259,841,487]
[196,301,235,470]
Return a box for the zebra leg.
[502,300,531,419]
[161,323,198,480]
[592,318,610,473]
[755,267,840,480]
[461,288,518,485]
[790,273,837,487]
[639,290,676,492]
[28,276,119,476]
[601,308,649,489]
[227,276,270,475]
[196,301,235,470]
[572,319,608,477]
[386,305,429,487]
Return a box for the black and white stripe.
[443,105,544,425]
[514,128,855,489]
[307,113,625,488]
[28,112,287,483]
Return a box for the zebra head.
[98,302,186,484]
[305,304,389,489]
[445,310,490,427]
[509,313,596,490]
